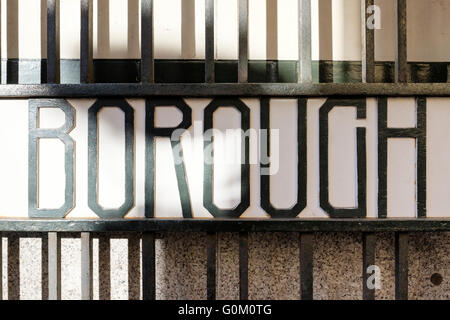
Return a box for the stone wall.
[4,232,449,300]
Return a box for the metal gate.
[0,0,449,300]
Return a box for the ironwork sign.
[0,96,445,220]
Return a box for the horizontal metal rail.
[0,218,448,232]
[0,83,448,98]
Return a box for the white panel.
[0,100,28,218]
[216,0,238,59]
[385,98,417,218]
[408,0,450,62]
[153,104,186,217]
[277,0,298,60]
[311,0,320,61]
[317,0,333,61]
[427,98,450,217]
[194,0,205,59]
[387,139,416,218]
[38,107,67,210]
[39,139,65,209]
[18,0,42,59]
[365,98,378,218]
[212,107,241,209]
[332,0,361,61]
[60,0,80,59]
[329,107,357,208]
[155,138,183,217]
[155,106,183,128]
[109,0,129,58]
[387,98,416,128]
[0,98,450,219]
[39,107,65,128]
[154,0,181,59]
[98,107,126,208]
[249,0,266,60]
[269,99,297,209]
[375,0,395,61]
[1,1,6,59]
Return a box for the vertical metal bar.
[81,232,93,300]
[46,0,60,83]
[41,235,49,300]
[239,232,248,300]
[205,0,215,83]
[128,236,141,300]
[206,232,217,300]
[141,0,154,83]
[80,0,93,83]
[361,0,375,83]
[299,233,313,300]
[395,232,408,300]
[48,232,61,300]
[362,232,375,300]
[298,0,312,83]
[238,0,249,83]
[7,235,19,300]
[142,232,155,300]
[447,65,450,83]
[98,235,111,300]
[40,0,47,83]
[395,0,407,83]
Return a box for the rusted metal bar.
[300,233,313,300]
[206,232,217,300]
[395,232,408,300]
